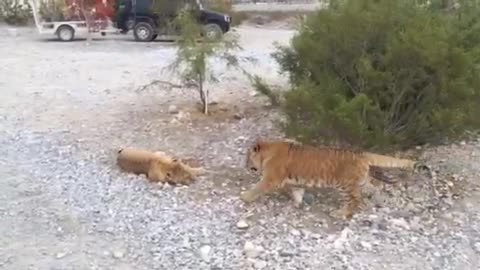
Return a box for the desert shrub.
[271,0,480,150]
[0,0,32,25]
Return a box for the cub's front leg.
[240,174,277,203]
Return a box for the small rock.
[233,113,244,120]
[244,241,264,258]
[236,219,249,229]
[474,242,480,253]
[333,227,353,249]
[199,245,211,263]
[112,250,124,259]
[390,218,410,230]
[279,250,296,257]
[167,105,179,114]
[360,241,372,251]
[55,252,68,259]
[290,229,301,237]
[253,259,267,269]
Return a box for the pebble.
[113,250,124,259]
[236,219,249,229]
[253,259,268,269]
[167,105,179,114]
[244,241,264,258]
[474,242,480,253]
[360,241,372,251]
[390,218,410,230]
[55,252,68,259]
[199,245,212,263]
[290,229,301,237]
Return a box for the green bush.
[0,0,32,25]
[272,0,480,150]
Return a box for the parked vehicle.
[29,0,118,42]
[114,0,232,42]
[29,0,231,42]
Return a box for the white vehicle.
[29,0,119,41]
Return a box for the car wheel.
[134,22,154,42]
[202,23,223,41]
[57,25,75,42]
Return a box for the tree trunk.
[80,0,93,45]
[198,73,208,115]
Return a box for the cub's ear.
[252,143,261,153]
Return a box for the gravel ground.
[1,23,480,270]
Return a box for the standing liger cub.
[241,138,427,219]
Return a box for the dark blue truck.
[114,0,232,42]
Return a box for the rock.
[474,242,480,253]
[199,245,211,263]
[55,252,68,259]
[290,229,301,237]
[244,241,264,258]
[360,241,372,251]
[167,105,179,114]
[253,259,267,269]
[233,113,244,120]
[249,91,259,97]
[236,219,249,230]
[390,218,410,230]
[279,250,296,257]
[112,250,124,259]
[333,227,353,249]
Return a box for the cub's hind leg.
[332,184,362,219]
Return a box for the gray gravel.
[1,24,480,270]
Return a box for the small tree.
[167,7,244,115]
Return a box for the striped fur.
[241,139,421,219]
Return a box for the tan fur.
[241,139,421,219]
[117,148,207,185]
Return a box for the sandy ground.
[1,23,480,270]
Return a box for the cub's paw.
[330,208,354,220]
[240,191,257,203]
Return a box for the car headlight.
[224,15,231,23]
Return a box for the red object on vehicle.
[94,0,115,20]
[62,0,115,21]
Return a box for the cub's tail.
[364,152,432,179]
[363,152,415,169]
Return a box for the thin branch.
[136,80,183,92]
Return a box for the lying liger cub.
[117,148,207,185]
[241,139,428,219]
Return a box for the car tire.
[202,23,223,41]
[134,22,155,42]
[57,25,75,42]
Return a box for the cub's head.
[163,159,198,185]
[246,140,264,173]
